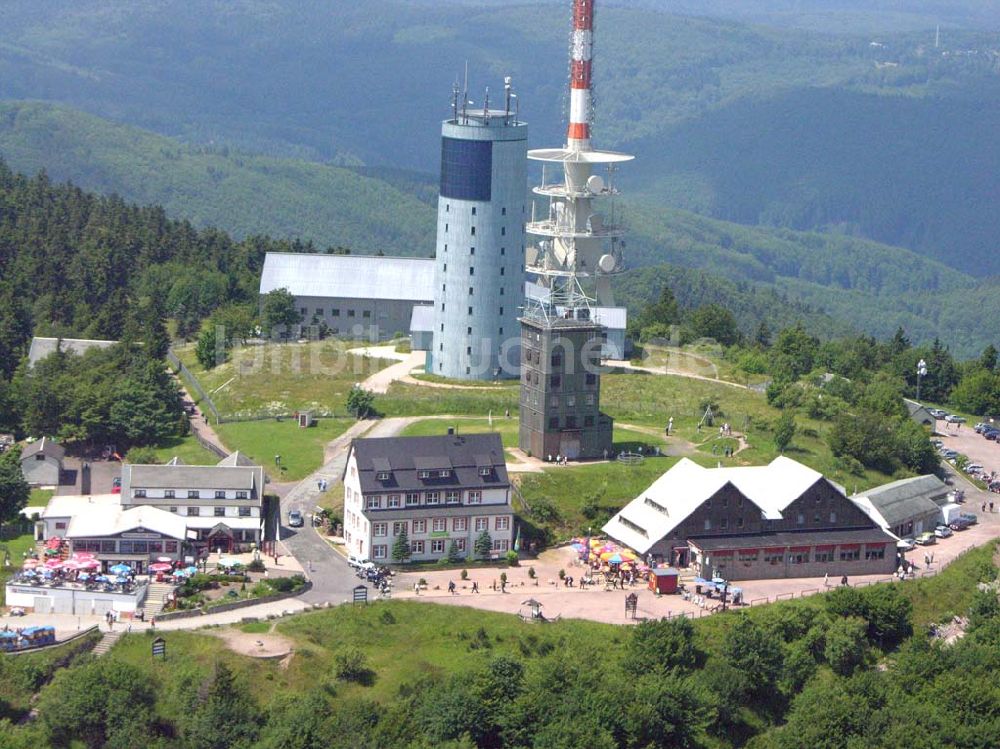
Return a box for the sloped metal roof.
[28,337,116,367]
[853,474,947,527]
[259,252,435,301]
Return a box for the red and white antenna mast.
[567,0,594,151]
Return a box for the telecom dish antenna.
[586,174,605,194]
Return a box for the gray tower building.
[427,80,527,380]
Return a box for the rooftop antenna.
[935,24,940,49]
[462,61,469,123]
[504,75,512,119]
[484,85,490,116]
[452,80,460,122]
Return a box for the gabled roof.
[348,433,508,494]
[27,337,117,367]
[603,456,830,554]
[20,437,66,462]
[216,451,259,468]
[259,252,435,301]
[852,474,947,527]
[121,461,264,496]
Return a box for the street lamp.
[916,359,927,402]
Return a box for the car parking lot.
[936,418,1000,491]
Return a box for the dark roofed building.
[20,437,65,487]
[343,433,513,562]
[852,474,949,539]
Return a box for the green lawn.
[0,533,38,605]
[900,540,998,627]
[399,417,520,448]
[174,340,396,419]
[214,418,354,481]
[378,381,520,418]
[149,434,222,465]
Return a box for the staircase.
[92,629,124,657]
[143,581,177,617]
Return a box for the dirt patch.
[210,627,294,660]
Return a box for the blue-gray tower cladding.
[427,85,527,380]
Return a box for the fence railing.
[167,349,221,424]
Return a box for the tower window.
[445,224,449,232]
[501,247,505,256]
[469,287,474,295]
[499,327,503,335]
[470,267,475,276]
[501,227,506,236]
[440,324,444,332]
[466,367,471,374]
[471,247,475,255]
[500,287,504,295]
[442,284,446,291]
[471,226,476,236]
[439,343,443,351]
[499,307,504,315]
[472,206,477,215]
[441,303,445,311]
[500,268,505,276]
[443,263,447,271]
[467,346,472,354]
[444,244,448,252]
[446,204,450,212]
[502,207,506,216]
[468,307,473,315]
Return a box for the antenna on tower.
[462,61,469,123]
[935,24,940,49]
[484,86,490,116]
[504,76,512,119]
[452,80,460,122]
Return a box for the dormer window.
[438,469,450,478]
[479,466,492,477]
[377,471,390,481]
[418,470,432,479]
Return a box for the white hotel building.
[342,433,514,562]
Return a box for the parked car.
[945,414,967,424]
[897,538,917,552]
[949,517,972,531]
[347,554,374,570]
[915,532,937,545]
[929,408,947,418]
[934,525,953,538]
[287,510,304,527]
[985,431,1000,441]
[960,512,978,525]
[941,449,959,458]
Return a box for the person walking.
[824,572,829,588]
[471,581,479,594]
[448,580,456,595]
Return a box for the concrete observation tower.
[519,0,634,460]
[427,79,528,380]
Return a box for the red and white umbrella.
[22,558,40,569]
[71,552,96,560]
[61,560,82,571]
[156,556,172,563]
[78,559,101,570]
[44,559,63,570]
[149,562,173,572]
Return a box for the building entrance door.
[560,435,581,460]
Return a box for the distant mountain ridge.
[1,99,996,357]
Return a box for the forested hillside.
[0,102,436,257]
[3,101,999,355]
[3,2,999,274]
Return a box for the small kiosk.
[648,567,679,594]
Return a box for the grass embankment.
[174,339,395,419]
[215,418,353,482]
[379,380,520,418]
[399,417,520,448]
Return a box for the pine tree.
[474,529,493,560]
[392,527,411,563]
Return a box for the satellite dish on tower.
[586,174,605,194]
[598,254,617,273]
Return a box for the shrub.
[558,569,566,580]
[246,559,266,573]
[505,550,519,566]
[124,446,159,465]
[527,567,536,579]
[460,569,468,580]
[334,647,372,683]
